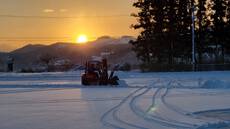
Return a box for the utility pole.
[191,2,196,71]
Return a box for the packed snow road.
[0,71,230,129]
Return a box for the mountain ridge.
[0,36,139,71]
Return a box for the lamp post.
[191,3,196,71]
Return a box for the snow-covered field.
[0,71,230,129]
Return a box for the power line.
[0,37,71,42]
[0,36,122,40]
[0,14,130,19]
[0,37,124,42]
[0,36,95,38]
[0,36,95,39]
[0,37,72,40]
[0,37,71,39]
[0,39,70,42]
[0,36,100,42]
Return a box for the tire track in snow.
[159,80,198,117]
[161,81,218,123]
[167,81,205,118]
[160,81,225,128]
[112,108,149,129]
[129,82,194,129]
[161,86,194,116]
[130,88,190,129]
[100,87,145,129]
[101,81,162,129]
[0,97,133,105]
[0,88,75,95]
[160,88,197,128]
[159,81,206,127]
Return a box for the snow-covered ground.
[0,71,230,129]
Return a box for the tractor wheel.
[109,76,119,85]
[82,75,89,85]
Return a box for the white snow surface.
[0,71,230,129]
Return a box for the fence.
[140,63,230,72]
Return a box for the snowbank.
[201,80,230,89]
[196,121,230,129]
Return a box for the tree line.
[130,0,230,66]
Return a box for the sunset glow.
[0,0,137,51]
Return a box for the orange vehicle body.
[81,58,119,86]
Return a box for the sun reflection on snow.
[146,105,157,114]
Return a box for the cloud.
[42,9,68,13]
[43,9,55,13]
[59,9,68,13]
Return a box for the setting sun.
[76,35,88,44]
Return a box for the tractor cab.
[81,58,119,86]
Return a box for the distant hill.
[90,36,136,47]
[12,44,46,54]
[0,52,7,71]
[0,52,7,57]
[0,36,140,71]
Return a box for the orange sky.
[0,0,138,52]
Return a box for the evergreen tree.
[131,0,230,67]
[225,0,230,55]
[131,0,193,65]
[176,0,193,63]
[196,0,209,63]
[211,0,227,63]
[131,0,167,64]
[130,0,152,63]
[165,0,178,64]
